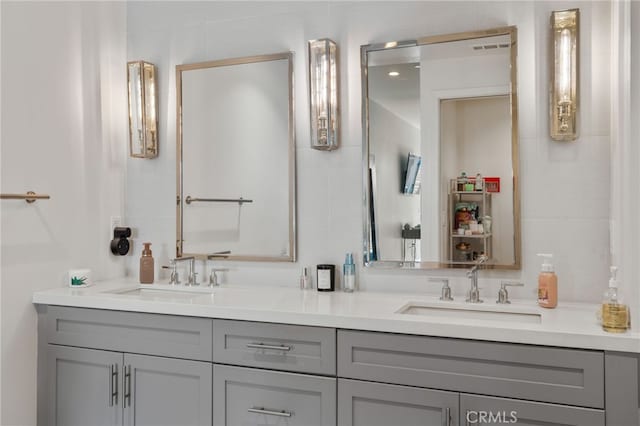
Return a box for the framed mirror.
[362,27,520,270]
[176,52,295,261]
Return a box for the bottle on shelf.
[475,173,484,191]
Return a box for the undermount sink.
[105,285,216,300]
[396,301,542,324]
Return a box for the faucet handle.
[429,278,453,301]
[188,272,199,286]
[209,268,229,287]
[162,262,181,285]
[496,281,524,304]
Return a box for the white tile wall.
[126,1,613,303]
[632,1,640,330]
[0,3,127,425]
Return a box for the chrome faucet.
[206,251,231,287]
[173,256,196,286]
[466,255,488,303]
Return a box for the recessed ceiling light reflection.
[388,71,400,77]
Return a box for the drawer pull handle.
[123,365,131,408]
[246,343,291,352]
[248,407,292,418]
[442,407,450,426]
[110,364,118,407]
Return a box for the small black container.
[316,264,335,292]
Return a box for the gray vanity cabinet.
[460,394,605,426]
[123,353,212,426]
[213,364,336,426]
[338,378,459,426]
[46,345,212,426]
[47,345,123,426]
[37,306,638,426]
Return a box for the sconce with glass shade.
[308,39,339,150]
[550,9,579,141]
[127,61,159,158]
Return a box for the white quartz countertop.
[33,279,640,353]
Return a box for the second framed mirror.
[362,27,520,270]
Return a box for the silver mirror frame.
[361,26,520,270]
[176,52,296,261]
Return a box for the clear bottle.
[457,172,467,191]
[139,242,154,284]
[537,253,557,308]
[299,267,311,290]
[475,173,484,191]
[601,266,630,333]
[343,253,356,292]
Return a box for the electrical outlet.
[110,216,121,239]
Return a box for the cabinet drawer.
[338,330,604,409]
[338,378,458,426]
[460,394,605,426]
[213,319,336,375]
[213,364,336,426]
[45,306,212,361]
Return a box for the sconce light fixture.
[127,61,158,158]
[550,9,579,141]
[308,39,339,150]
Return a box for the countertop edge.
[32,285,640,354]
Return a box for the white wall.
[126,1,613,302]
[613,0,640,330]
[630,0,640,330]
[0,2,127,424]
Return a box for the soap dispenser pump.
[601,266,630,333]
[139,242,154,284]
[537,253,557,308]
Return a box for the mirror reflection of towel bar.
[0,191,50,203]
[185,196,253,205]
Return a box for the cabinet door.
[213,364,336,426]
[338,379,459,426]
[460,394,605,426]
[123,354,212,426]
[47,344,123,426]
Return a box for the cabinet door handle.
[247,407,292,417]
[123,365,131,408]
[441,407,450,426]
[110,364,118,407]
[246,343,291,352]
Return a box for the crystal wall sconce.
[128,61,158,158]
[550,9,579,141]
[308,39,339,150]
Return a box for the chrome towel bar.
[1,191,50,203]
[185,196,252,205]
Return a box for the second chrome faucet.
[466,255,488,303]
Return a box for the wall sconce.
[308,39,339,150]
[550,9,579,141]
[127,61,158,158]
